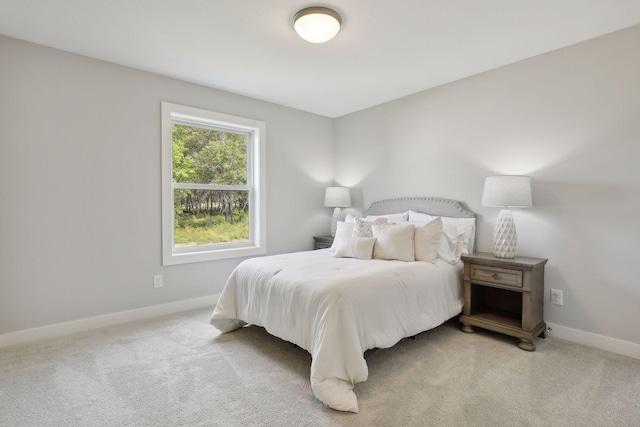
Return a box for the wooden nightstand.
[313,235,334,250]
[459,252,548,351]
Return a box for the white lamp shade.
[482,176,532,208]
[324,187,351,207]
[294,7,341,43]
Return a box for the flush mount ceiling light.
[293,7,342,43]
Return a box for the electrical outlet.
[550,289,563,305]
[153,275,163,289]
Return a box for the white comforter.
[210,249,463,413]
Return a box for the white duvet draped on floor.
[210,249,463,413]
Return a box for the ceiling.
[2,1,640,118]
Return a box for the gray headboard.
[363,197,476,252]
[364,197,475,218]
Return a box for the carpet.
[1,307,639,426]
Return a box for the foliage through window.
[161,103,265,265]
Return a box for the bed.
[210,197,476,413]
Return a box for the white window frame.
[161,102,266,265]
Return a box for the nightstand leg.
[460,323,475,334]
[518,339,536,351]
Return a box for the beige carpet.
[1,307,639,426]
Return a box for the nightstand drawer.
[470,265,522,288]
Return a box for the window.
[161,102,266,265]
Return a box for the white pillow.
[408,210,475,254]
[344,213,357,224]
[408,210,432,222]
[444,217,475,255]
[332,237,376,260]
[437,223,466,264]
[413,217,443,263]
[352,217,387,238]
[329,221,355,252]
[365,211,409,222]
[371,223,415,262]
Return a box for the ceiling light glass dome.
[293,7,342,43]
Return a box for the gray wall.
[0,36,333,334]
[3,24,640,348]
[334,25,640,345]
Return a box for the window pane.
[174,189,249,247]
[172,124,247,185]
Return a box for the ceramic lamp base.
[494,209,517,258]
[330,207,342,237]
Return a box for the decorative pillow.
[371,223,415,262]
[413,217,443,263]
[332,237,376,260]
[345,214,387,225]
[329,221,355,252]
[408,210,475,254]
[437,223,466,264]
[352,217,387,238]
[365,211,409,222]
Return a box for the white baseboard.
[546,322,640,360]
[0,294,220,349]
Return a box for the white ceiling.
[2,0,640,118]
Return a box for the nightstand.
[313,235,334,250]
[459,252,548,351]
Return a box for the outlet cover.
[550,289,563,305]
[153,275,163,289]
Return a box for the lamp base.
[330,207,342,237]
[494,209,517,258]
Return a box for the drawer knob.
[491,272,498,279]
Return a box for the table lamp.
[482,176,532,258]
[324,187,351,237]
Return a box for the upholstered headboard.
[363,197,474,218]
[363,197,476,253]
